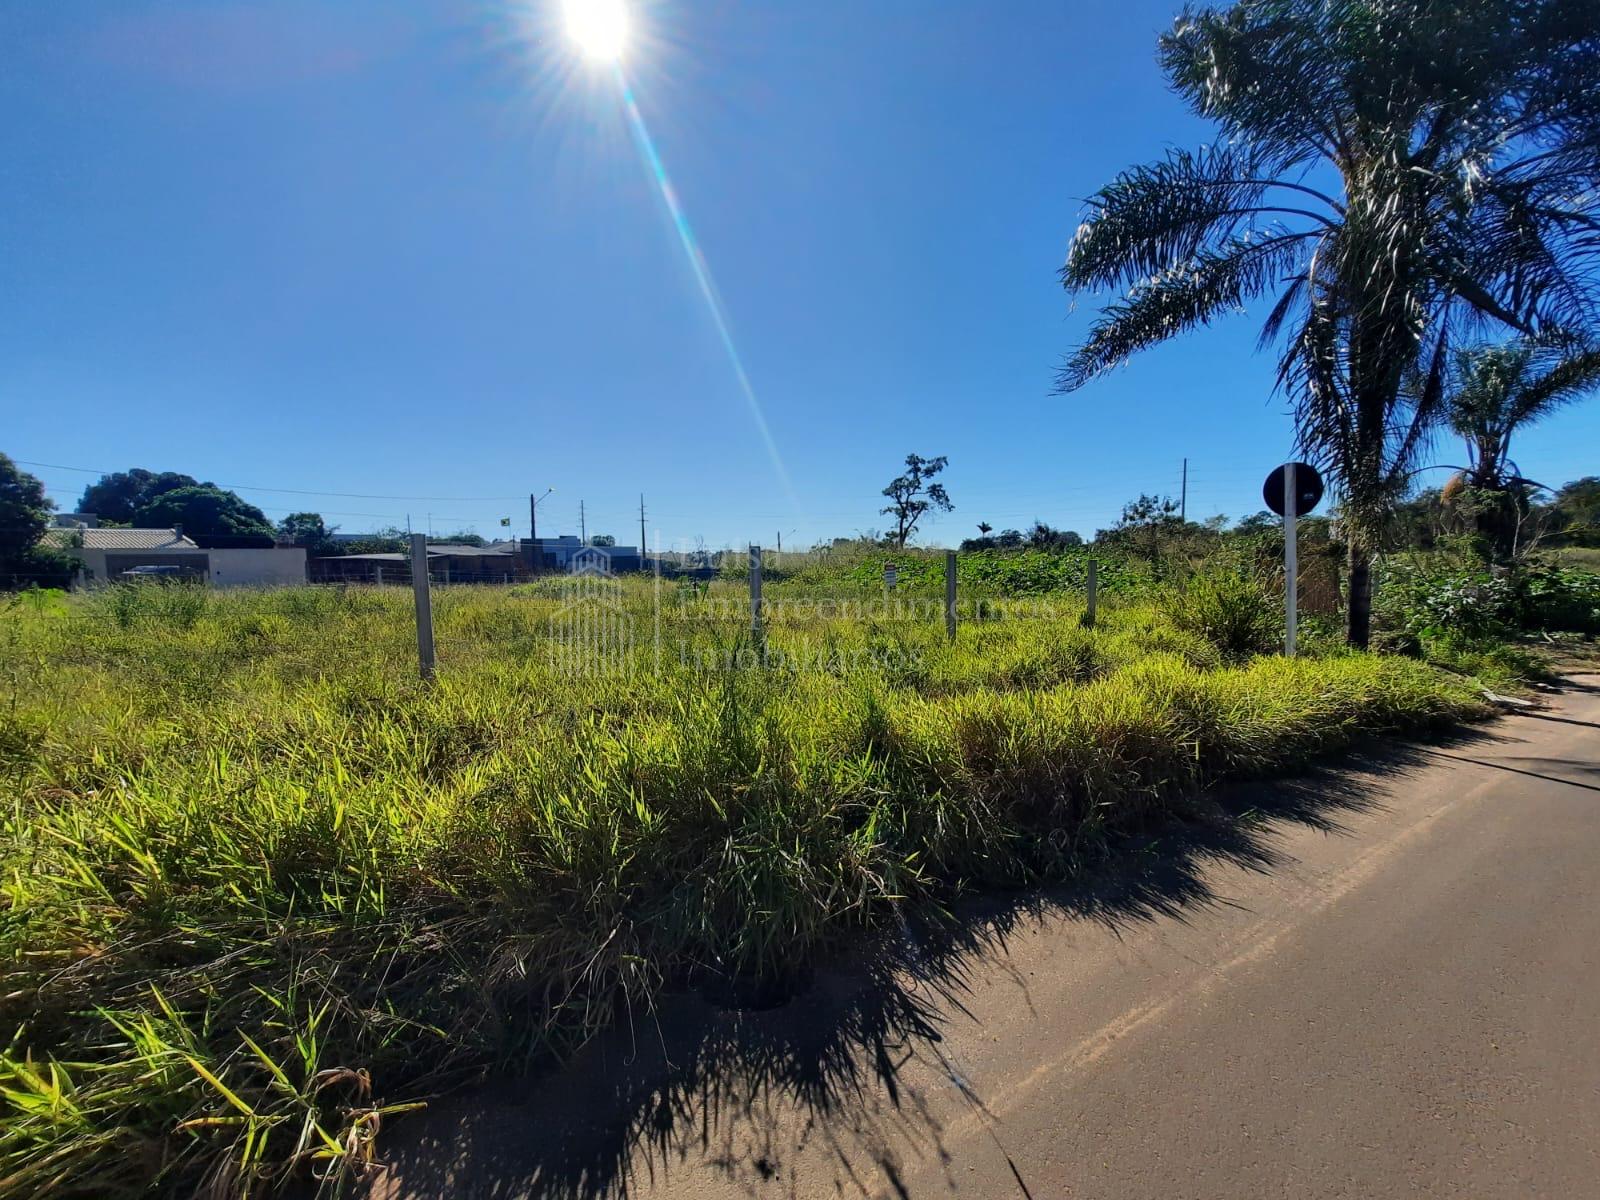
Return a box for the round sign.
[1263,462,1324,517]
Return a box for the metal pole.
[410,533,436,680]
[1284,463,1298,657]
[1085,558,1098,627]
[1180,458,1188,523]
[749,544,763,643]
[945,549,957,641]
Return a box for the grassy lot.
[1,577,1486,1196]
[1553,545,1600,572]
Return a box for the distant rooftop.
[42,527,200,551]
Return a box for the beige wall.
[205,548,307,588]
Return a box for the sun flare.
[562,0,629,62]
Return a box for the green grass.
[0,579,1486,1196]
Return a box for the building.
[43,526,205,585]
[42,526,307,588]
[525,535,643,574]
[312,542,524,584]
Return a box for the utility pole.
[639,494,647,561]
[527,487,553,575]
[1180,458,1188,523]
[580,500,587,544]
[776,530,782,553]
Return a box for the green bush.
[1378,557,1600,647]
[1166,565,1280,662]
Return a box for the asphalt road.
[369,675,1600,1200]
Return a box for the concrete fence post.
[410,533,436,680]
[945,550,957,641]
[1085,558,1099,628]
[749,544,763,645]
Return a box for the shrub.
[1166,566,1279,662]
[1378,556,1600,647]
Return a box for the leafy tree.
[276,512,342,557]
[0,453,60,588]
[277,512,327,543]
[1057,0,1600,646]
[137,487,275,548]
[1096,494,1186,563]
[1028,520,1083,549]
[1439,338,1600,556]
[1551,476,1600,539]
[589,534,616,547]
[961,522,1000,551]
[1233,511,1280,537]
[880,454,953,548]
[996,528,1025,549]
[431,531,487,547]
[78,469,199,525]
[341,529,409,555]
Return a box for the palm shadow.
[360,734,1475,1200]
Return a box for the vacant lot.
[1,578,1484,1196]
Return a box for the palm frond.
[1063,146,1275,292]
[1057,235,1302,391]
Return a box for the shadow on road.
[362,734,1483,1200]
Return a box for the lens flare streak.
[615,67,799,512]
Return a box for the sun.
[562,0,629,62]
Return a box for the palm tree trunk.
[1346,539,1373,649]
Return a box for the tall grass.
[0,580,1484,1196]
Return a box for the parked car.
[119,565,197,581]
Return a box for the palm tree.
[1440,338,1600,555]
[1057,0,1600,646]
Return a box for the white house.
[42,526,307,589]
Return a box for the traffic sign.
[1263,462,1325,517]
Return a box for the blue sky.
[5,0,1597,550]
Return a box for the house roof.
[42,527,201,551]
[426,543,518,557]
[319,545,520,563]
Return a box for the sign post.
[1263,462,1324,659]
[883,561,898,592]
[1283,463,1298,656]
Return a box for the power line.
[13,459,525,503]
